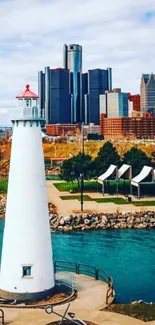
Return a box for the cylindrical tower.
[0,85,55,301]
[66,44,82,123]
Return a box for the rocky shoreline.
[49,209,155,232]
[0,197,155,231]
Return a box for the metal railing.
[0,309,4,325]
[54,260,114,305]
[55,271,77,291]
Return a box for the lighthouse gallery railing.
[54,260,114,305]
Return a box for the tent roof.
[131,166,153,186]
[98,164,117,184]
[118,164,131,179]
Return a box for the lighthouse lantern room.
[0,85,55,300]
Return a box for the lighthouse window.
[22,266,31,277]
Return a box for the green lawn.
[54,181,99,192]
[95,198,131,205]
[60,195,93,201]
[46,175,61,180]
[59,195,131,205]
[133,201,155,206]
[0,179,8,193]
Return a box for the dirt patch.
[72,210,93,214]
[26,292,71,306]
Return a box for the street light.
[115,178,119,199]
[71,171,75,190]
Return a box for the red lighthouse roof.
[16,84,39,99]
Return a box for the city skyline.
[0,0,155,124]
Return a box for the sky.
[0,0,155,125]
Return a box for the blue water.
[0,219,155,303]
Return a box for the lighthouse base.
[0,286,55,301]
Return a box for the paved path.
[46,181,155,215]
[0,274,147,325]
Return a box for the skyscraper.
[63,44,82,123]
[88,68,112,124]
[82,73,88,124]
[100,90,129,118]
[140,73,155,115]
[50,68,70,124]
[38,68,71,124]
[38,70,45,119]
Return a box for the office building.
[100,114,155,139]
[88,68,112,125]
[83,123,100,136]
[128,94,140,111]
[63,44,82,123]
[46,123,80,136]
[38,68,71,124]
[140,73,155,115]
[100,90,128,118]
[82,73,88,124]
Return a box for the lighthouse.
[0,85,55,300]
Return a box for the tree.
[94,141,120,176]
[61,153,95,182]
[123,147,152,177]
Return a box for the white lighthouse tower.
[0,85,55,300]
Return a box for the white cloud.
[0,0,155,124]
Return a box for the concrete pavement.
[0,274,148,325]
[46,181,155,215]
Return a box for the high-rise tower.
[140,73,155,115]
[38,68,71,124]
[0,85,55,300]
[88,68,112,124]
[63,44,82,123]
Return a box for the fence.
[54,260,114,305]
[55,271,77,291]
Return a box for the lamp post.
[71,171,75,190]
[80,122,84,212]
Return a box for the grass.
[106,304,155,322]
[60,195,93,201]
[95,198,131,205]
[46,175,61,180]
[0,179,8,193]
[59,196,131,205]
[133,201,155,206]
[54,181,100,192]
[59,193,155,207]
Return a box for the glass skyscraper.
[100,91,129,118]
[87,68,112,124]
[63,44,82,123]
[140,73,155,115]
[38,68,71,124]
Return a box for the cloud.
[0,0,155,124]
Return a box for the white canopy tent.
[98,164,117,195]
[131,166,154,198]
[117,164,132,180]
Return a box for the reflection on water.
[0,219,155,303]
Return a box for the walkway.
[0,273,150,325]
[46,181,155,215]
